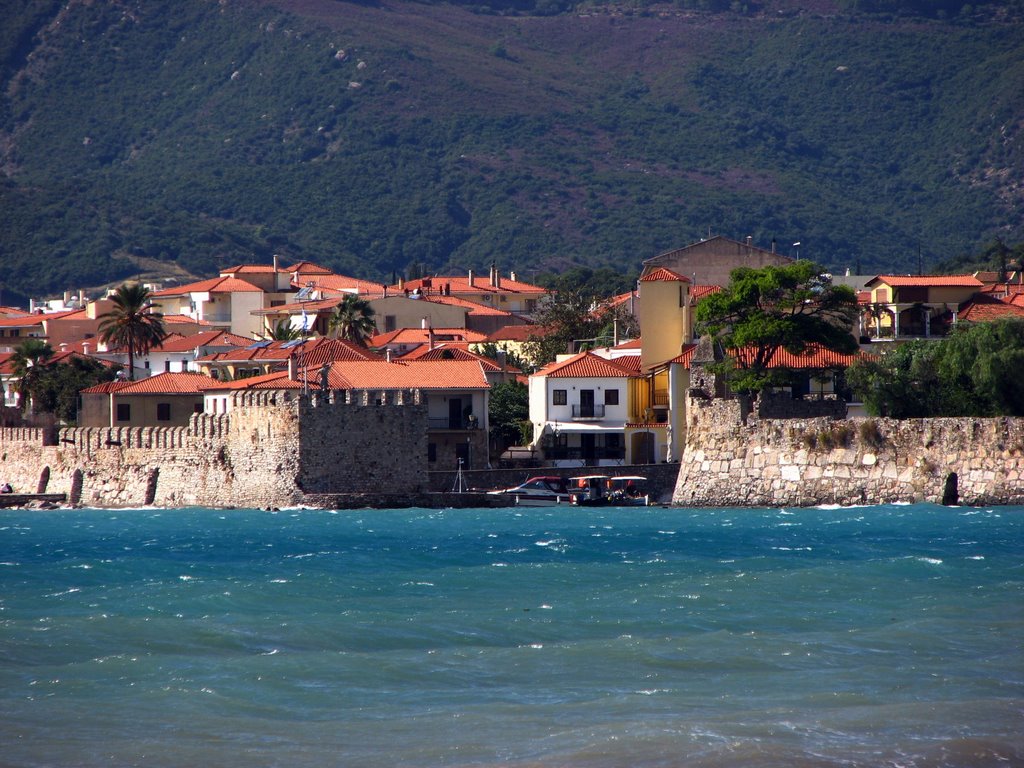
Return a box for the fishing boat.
[607,475,650,506]
[569,475,651,506]
[488,476,574,506]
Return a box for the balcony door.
[448,397,463,429]
[579,389,595,418]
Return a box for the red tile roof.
[199,337,380,364]
[398,344,505,371]
[691,285,723,302]
[285,261,336,275]
[151,276,263,297]
[734,344,864,369]
[536,351,640,379]
[210,360,491,391]
[370,328,488,347]
[82,372,214,395]
[866,275,982,288]
[155,330,252,353]
[323,360,490,390]
[957,295,1024,322]
[640,266,690,283]
[297,274,387,295]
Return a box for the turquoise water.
[1,504,1021,767]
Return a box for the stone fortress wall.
[674,394,1024,507]
[0,389,429,509]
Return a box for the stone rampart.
[0,389,429,509]
[674,397,1024,507]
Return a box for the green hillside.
[1,0,1021,305]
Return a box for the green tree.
[98,284,167,380]
[27,356,119,423]
[488,380,530,456]
[328,295,377,345]
[10,339,54,414]
[847,318,1024,417]
[695,261,859,393]
[522,289,609,367]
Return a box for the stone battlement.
[674,395,1024,507]
[0,392,430,508]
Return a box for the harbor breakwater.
[674,397,1024,507]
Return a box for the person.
[626,480,638,497]
[0,482,13,493]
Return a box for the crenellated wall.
[0,389,429,509]
[674,397,1024,507]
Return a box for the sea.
[0,504,1021,768]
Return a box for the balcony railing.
[571,403,606,419]
[428,417,479,430]
[545,446,625,462]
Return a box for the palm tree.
[328,295,377,345]
[10,338,54,414]
[98,283,167,380]
[268,319,303,341]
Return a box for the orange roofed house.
[79,372,213,428]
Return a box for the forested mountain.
[1,0,1022,305]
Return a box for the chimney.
[468,268,474,287]
[288,356,296,380]
[383,285,388,298]
[385,348,393,363]
[79,289,85,303]
[398,276,405,290]
[771,238,777,254]
[746,236,753,246]
[63,290,71,304]
[421,317,428,329]
[428,327,435,351]
[82,342,90,355]
[497,350,507,370]
[510,270,517,282]
[490,263,497,288]
[273,254,280,272]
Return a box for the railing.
[545,446,625,462]
[428,417,478,430]
[652,391,670,406]
[571,403,606,419]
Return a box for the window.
[428,443,437,462]
[385,315,397,332]
[604,389,619,405]
[553,389,567,405]
[157,403,171,421]
[193,403,203,414]
[116,403,131,422]
[165,360,171,372]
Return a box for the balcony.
[571,403,606,420]
[428,416,479,430]
[545,446,625,463]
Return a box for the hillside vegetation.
[1,0,1022,305]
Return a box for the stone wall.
[674,397,1024,507]
[0,389,430,509]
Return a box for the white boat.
[488,476,574,506]
[569,475,611,506]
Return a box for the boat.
[569,475,611,506]
[607,475,650,506]
[569,475,650,506]
[488,476,574,506]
